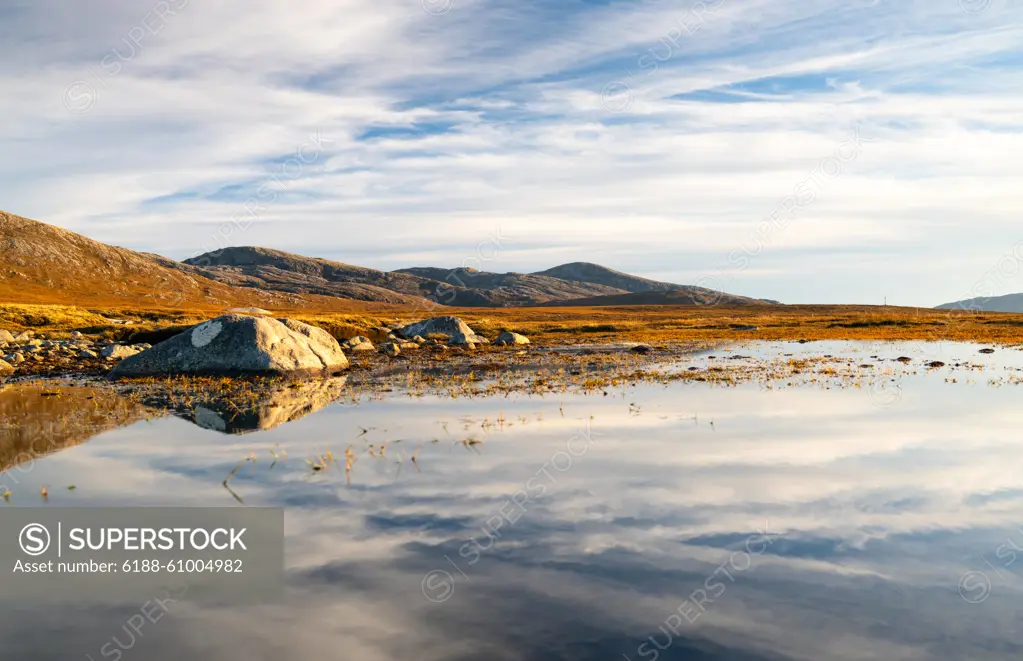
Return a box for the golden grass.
[3,301,1022,345]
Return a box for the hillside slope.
[184,247,490,306]
[532,262,682,293]
[536,289,773,307]
[394,266,627,304]
[936,293,1023,313]
[0,211,311,309]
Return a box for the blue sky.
[1,0,1021,305]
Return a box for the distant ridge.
[536,289,770,308]
[532,262,682,293]
[936,293,1023,314]
[1,210,779,309]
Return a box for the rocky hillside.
[394,267,626,304]
[1,211,778,310]
[536,289,770,307]
[936,293,1023,313]
[183,247,491,306]
[532,262,683,293]
[0,211,307,309]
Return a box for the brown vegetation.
[3,301,1023,346]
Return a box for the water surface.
[2,341,1022,661]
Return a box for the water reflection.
[1,342,1023,660]
[155,376,350,435]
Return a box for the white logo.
[19,523,51,556]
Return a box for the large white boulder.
[109,315,349,378]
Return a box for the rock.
[895,356,912,363]
[109,315,349,378]
[379,342,401,357]
[411,335,426,345]
[399,341,419,350]
[496,332,530,346]
[343,335,371,347]
[101,345,144,360]
[79,349,99,359]
[0,330,13,344]
[0,359,13,377]
[979,348,996,354]
[450,331,476,346]
[926,361,946,368]
[630,344,653,355]
[70,331,84,339]
[14,331,33,342]
[349,341,375,352]
[5,353,24,364]
[396,316,478,341]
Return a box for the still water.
[2,341,1023,660]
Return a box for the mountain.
[183,247,491,306]
[936,294,1023,313]
[536,289,770,307]
[1,210,776,310]
[533,262,683,293]
[394,267,627,304]
[0,211,308,309]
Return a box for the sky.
[0,0,1021,306]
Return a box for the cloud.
[1,0,1022,304]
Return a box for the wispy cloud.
[1,0,1021,304]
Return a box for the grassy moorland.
[2,301,1022,346]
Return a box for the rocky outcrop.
[496,332,530,346]
[396,316,479,341]
[109,315,349,378]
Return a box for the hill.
[393,266,627,304]
[533,262,684,293]
[184,247,489,306]
[936,293,1023,314]
[0,211,775,310]
[0,211,310,309]
[536,289,771,307]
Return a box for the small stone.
[101,345,144,360]
[0,330,13,344]
[348,341,375,352]
[380,342,401,357]
[630,344,653,355]
[0,359,14,376]
[926,361,946,368]
[14,331,33,342]
[412,335,426,345]
[979,348,996,354]
[896,356,912,363]
[79,349,98,359]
